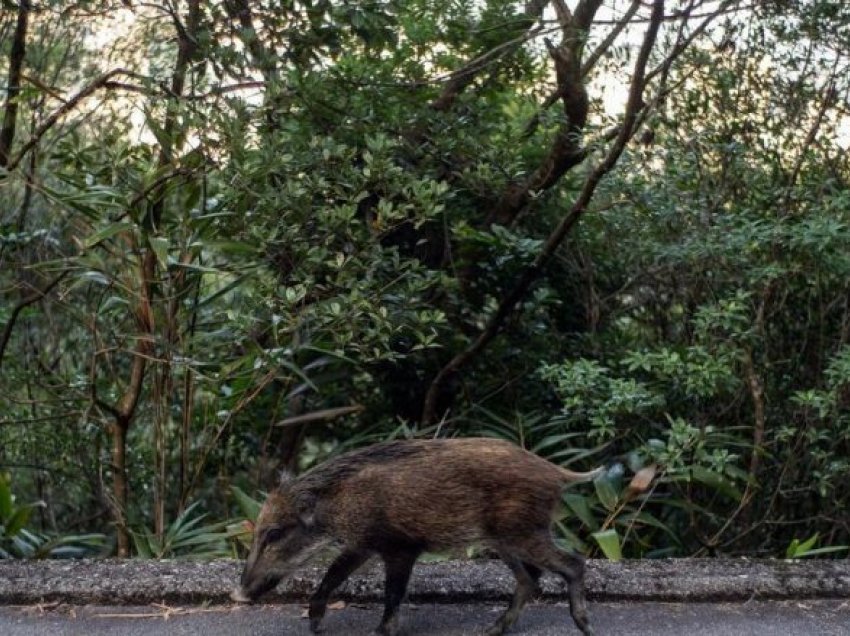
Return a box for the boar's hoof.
[374,619,400,636]
[485,623,508,636]
[230,587,253,604]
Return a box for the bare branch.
[645,0,738,84]
[273,404,365,428]
[20,72,66,103]
[551,0,574,29]
[581,0,641,77]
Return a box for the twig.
[274,404,365,427]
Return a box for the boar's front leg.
[486,554,542,636]
[375,549,420,636]
[309,550,371,633]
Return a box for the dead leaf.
[627,464,657,496]
[328,600,346,610]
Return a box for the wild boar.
[232,437,601,636]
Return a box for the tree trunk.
[0,1,29,167]
[111,417,130,557]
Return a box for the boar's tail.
[558,465,605,484]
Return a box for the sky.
[83,1,849,149]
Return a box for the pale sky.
[83,2,849,149]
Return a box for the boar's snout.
[235,558,283,602]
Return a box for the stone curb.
[0,559,848,605]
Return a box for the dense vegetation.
[1,0,848,560]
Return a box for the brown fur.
[234,438,598,636]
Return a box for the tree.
[2,0,848,557]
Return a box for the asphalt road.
[1,600,849,635]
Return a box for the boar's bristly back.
[284,437,595,553]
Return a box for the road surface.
[1,600,848,635]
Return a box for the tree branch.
[0,1,29,168]
[422,0,666,425]
[524,0,738,139]
[581,0,641,77]
[5,68,144,173]
[224,0,277,82]
[485,0,603,226]
[783,71,837,208]
[0,271,68,372]
[430,0,550,111]
[644,0,737,85]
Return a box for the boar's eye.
[264,526,286,545]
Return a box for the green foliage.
[131,502,238,560]
[1,1,849,561]
[0,474,105,559]
[591,529,622,562]
[230,485,263,523]
[785,534,849,559]
[539,359,662,441]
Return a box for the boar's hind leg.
[375,549,420,636]
[485,554,542,636]
[519,535,594,636]
[309,550,371,633]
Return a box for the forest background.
[1,0,849,561]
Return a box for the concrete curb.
[0,558,848,605]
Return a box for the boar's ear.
[278,470,295,490]
[294,491,317,528]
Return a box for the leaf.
[77,270,112,286]
[38,184,102,220]
[688,467,743,501]
[48,546,89,559]
[276,357,318,393]
[149,236,169,269]
[617,511,679,542]
[593,473,620,512]
[592,529,622,561]
[5,505,35,537]
[563,493,599,531]
[626,464,657,498]
[131,531,152,559]
[231,486,263,522]
[553,520,587,552]
[0,474,12,521]
[196,273,253,308]
[793,546,849,558]
[531,433,583,455]
[787,533,819,558]
[83,222,135,248]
